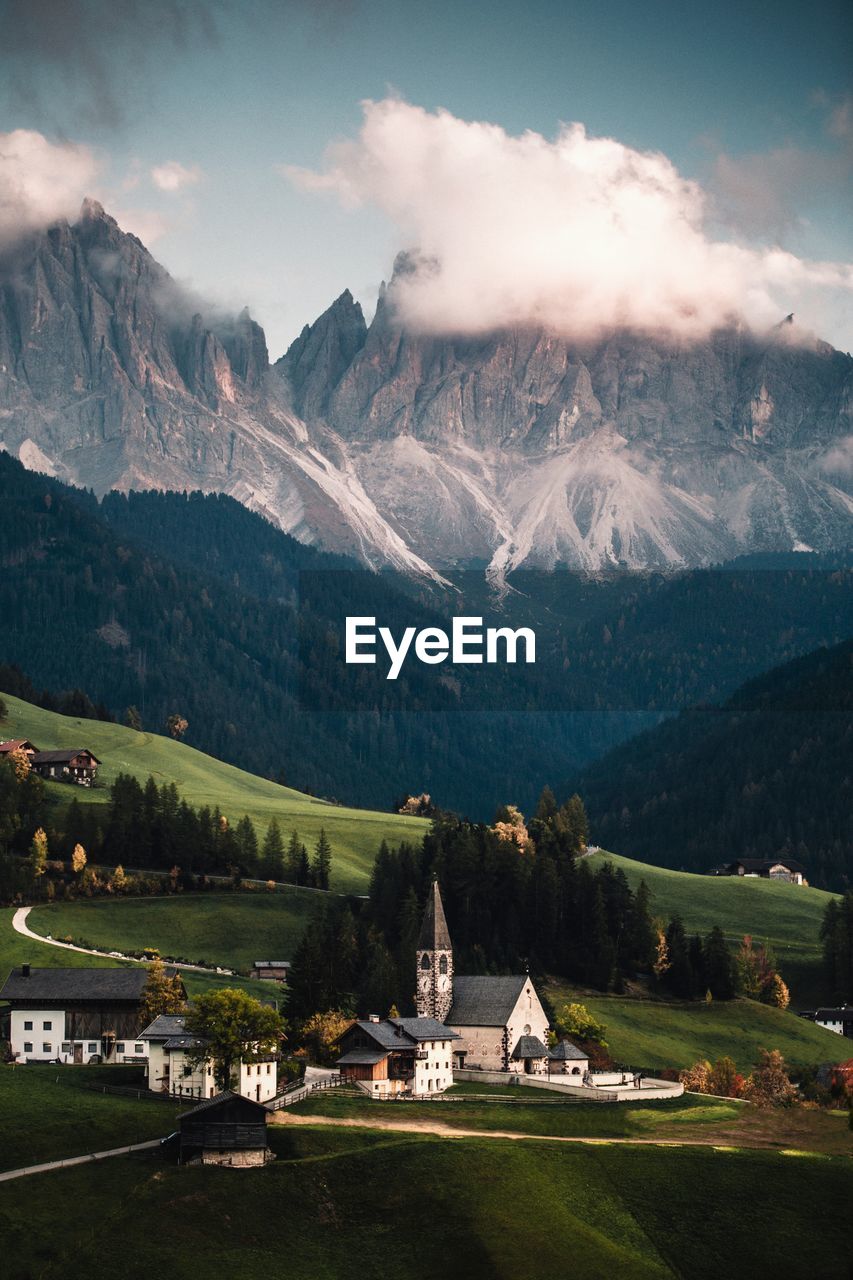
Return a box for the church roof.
[511,1035,549,1061]
[418,881,452,951]
[548,1040,588,1061]
[391,1017,459,1041]
[447,974,529,1027]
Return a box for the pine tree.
[663,916,694,998]
[704,925,735,999]
[285,829,303,883]
[312,828,332,891]
[259,819,285,881]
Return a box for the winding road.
[10,906,235,977]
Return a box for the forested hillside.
[571,642,853,890]
[1,452,850,817]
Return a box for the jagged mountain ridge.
[1,202,851,576]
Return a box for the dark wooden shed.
[178,1090,273,1167]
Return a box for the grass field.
[290,1083,852,1155]
[0,1129,849,1279]
[1,694,428,891]
[27,890,319,972]
[546,981,844,1071]
[0,907,271,1001]
[0,1064,182,1172]
[587,850,835,1002]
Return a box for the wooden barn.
[177,1091,273,1167]
[30,748,101,786]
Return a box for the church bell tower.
[416,880,453,1022]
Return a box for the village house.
[0,964,172,1064]
[140,1013,279,1102]
[336,1015,458,1097]
[804,1006,853,1038]
[715,857,807,885]
[30,748,101,787]
[0,738,39,761]
[416,881,551,1074]
[175,1091,274,1167]
[249,961,291,983]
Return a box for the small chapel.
[416,881,552,1075]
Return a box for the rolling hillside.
[586,850,835,1002]
[573,641,853,891]
[26,893,313,974]
[1,693,428,891]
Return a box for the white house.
[416,882,551,1074]
[811,1006,853,1038]
[336,1015,458,1097]
[0,965,161,1065]
[140,1014,279,1102]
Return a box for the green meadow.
[1,694,428,891]
[28,891,316,973]
[0,1127,849,1279]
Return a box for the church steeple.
[415,880,453,1021]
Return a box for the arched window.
[420,953,431,970]
[439,955,448,974]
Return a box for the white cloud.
[150,160,202,192]
[0,129,99,246]
[284,99,853,341]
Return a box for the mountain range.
[1,201,851,580]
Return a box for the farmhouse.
[336,1014,458,1097]
[808,1006,853,1038]
[140,1013,279,1102]
[716,858,807,885]
[250,961,290,983]
[177,1090,273,1167]
[30,748,100,786]
[416,881,551,1074]
[0,964,171,1064]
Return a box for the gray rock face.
[1,204,851,578]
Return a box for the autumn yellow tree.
[71,843,87,875]
[301,1009,352,1065]
[29,827,48,878]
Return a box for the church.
[416,881,552,1075]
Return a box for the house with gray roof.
[336,1013,459,1097]
[548,1038,590,1077]
[0,963,176,1065]
[140,1012,279,1103]
[416,883,551,1075]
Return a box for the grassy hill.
[1,693,428,891]
[546,980,843,1071]
[587,850,834,1003]
[1,1126,849,1279]
[0,908,270,1001]
[27,892,315,973]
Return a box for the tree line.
[0,755,332,897]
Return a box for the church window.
[420,954,431,970]
[523,1024,531,1035]
[439,955,448,974]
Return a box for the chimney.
[368,1014,380,1023]
[21,964,30,978]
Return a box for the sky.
[1,0,851,356]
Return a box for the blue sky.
[2,0,851,355]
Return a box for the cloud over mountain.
[0,129,99,247]
[286,98,853,341]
